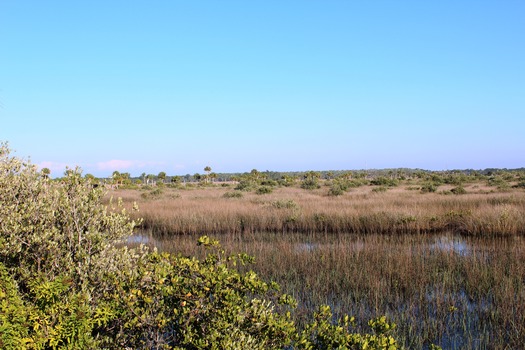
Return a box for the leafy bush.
[223,191,244,198]
[450,186,467,195]
[301,171,321,190]
[487,176,506,187]
[256,186,273,195]
[278,176,296,187]
[271,199,299,210]
[0,262,33,349]
[329,183,345,196]
[443,173,468,185]
[430,174,445,185]
[235,179,256,191]
[140,187,163,199]
[260,179,278,187]
[166,182,181,189]
[301,178,321,190]
[298,306,398,349]
[421,183,438,193]
[370,177,398,187]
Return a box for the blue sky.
[1,1,524,177]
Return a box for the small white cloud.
[172,163,186,171]
[96,160,136,171]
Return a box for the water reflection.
[126,233,154,244]
[128,232,473,257]
[430,235,470,256]
[294,242,318,252]
[124,230,524,348]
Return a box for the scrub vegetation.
[113,172,525,237]
[3,141,525,349]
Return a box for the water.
[430,235,470,256]
[124,231,524,349]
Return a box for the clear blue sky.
[1,1,524,177]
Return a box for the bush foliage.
[0,143,398,349]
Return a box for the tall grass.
[116,181,525,348]
[113,184,525,236]
[130,231,525,349]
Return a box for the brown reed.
[110,182,525,237]
[129,231,525,349]
[116,180,525,348]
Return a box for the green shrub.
[256,186,273,195]
[298,306,398,349]
[370,176,398,187]
[271,199,299,210]
[430,174,445,185]
[235,179,256,191]
[260,179,278,187]
[487,176,506,187]
[223,191,244,198]
[444,173,468,185]
[120,183,140,190]
[347,178,370,188]
[140,187,163,199]
[301,178,321,190]
[0,262,33,349]
[450,186,467,195]
[329,183,345,196]
[278,176,296,187]
[421,183,438,193]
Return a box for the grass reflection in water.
[128,231,525,349]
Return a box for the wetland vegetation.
[116,170,525,349]
[3,142,525,349]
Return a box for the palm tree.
[112,171,121,185]
[41,167,51,179]
[146,174,155,185]
[250,169,260,181]
[204,166,212,183]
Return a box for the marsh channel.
[128,231,525,349]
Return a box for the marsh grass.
[112,184,525,236]
[114,181,525,348]
[130,231,525,349]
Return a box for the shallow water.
[430,235,470,256]
[126,230,525,349]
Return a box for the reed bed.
[111,184,525,237]
[115,182,525,348]
[130,231,525,349]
